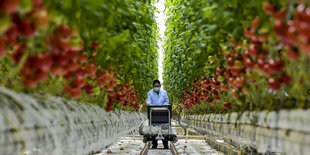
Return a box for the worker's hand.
[149,104,152,106]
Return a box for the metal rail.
[140,142,150,155]
[170,142,179,155]
[140,142,178,155]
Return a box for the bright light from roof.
[154,0,166,88]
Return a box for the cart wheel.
[173,137,178,143]
[143,137,148,143]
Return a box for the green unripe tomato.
[93,87,101,95]
[218,75,225,82]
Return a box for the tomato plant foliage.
[2,0,310,114]
[164,0,310,114]
[0,0,159,112]
[46,0,159,100]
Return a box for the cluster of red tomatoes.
[179,77,231,110]
[0,0,48,56]
[105,83,140,112]
[0,0,140,112]
[264,2,310,58]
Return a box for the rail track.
[140,141,179,155]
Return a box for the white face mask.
[154,87,160,92]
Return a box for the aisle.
[96,137,144,155]
[97,136,223,155]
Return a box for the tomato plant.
[0,0,159,112]
[2,0,310,114]
[164,0,310,115]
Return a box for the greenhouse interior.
[0,0,310,154]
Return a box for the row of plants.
[0,0,159,112]
[164,0,310,115]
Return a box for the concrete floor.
[97,119,223,155]
[98,136,223,155]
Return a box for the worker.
[146,80,169,149]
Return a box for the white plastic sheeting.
[181,111,310,154]
[0,87,146,155]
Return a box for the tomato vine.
[164,0,310,115]
[0,0,159,112]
